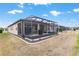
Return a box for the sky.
[0,3,79,28]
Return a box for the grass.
[0,32,9,36]
[0,30,77,55]
[73,34,79,55]
[0,32,14,55]
[0,32,27,55]
[0,32,10,39]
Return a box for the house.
[7,16,58,41]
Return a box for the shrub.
[0,28,4,33]
[59,28,63,32]
[0,30,3,33]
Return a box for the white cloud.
[8,9,23,14]
[17,3,24,8]
[1,0,79,3]
[17,0,53,5]
[31,0,53,5]
[42,14,48,17]
[73,8,79,12]
[50,11,62,16]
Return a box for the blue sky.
[0,3,79,28]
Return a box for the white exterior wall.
[8,23,18,35]
[8,20,58,36]
[49,24,58,33]
[53,25,58,32]
[49,25,53,32]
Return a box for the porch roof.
[8,15,57,27]
[24,15,56,23]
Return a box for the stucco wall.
[8,23,18,35]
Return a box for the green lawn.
[73,34,79,55]
[0,32,10,39]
